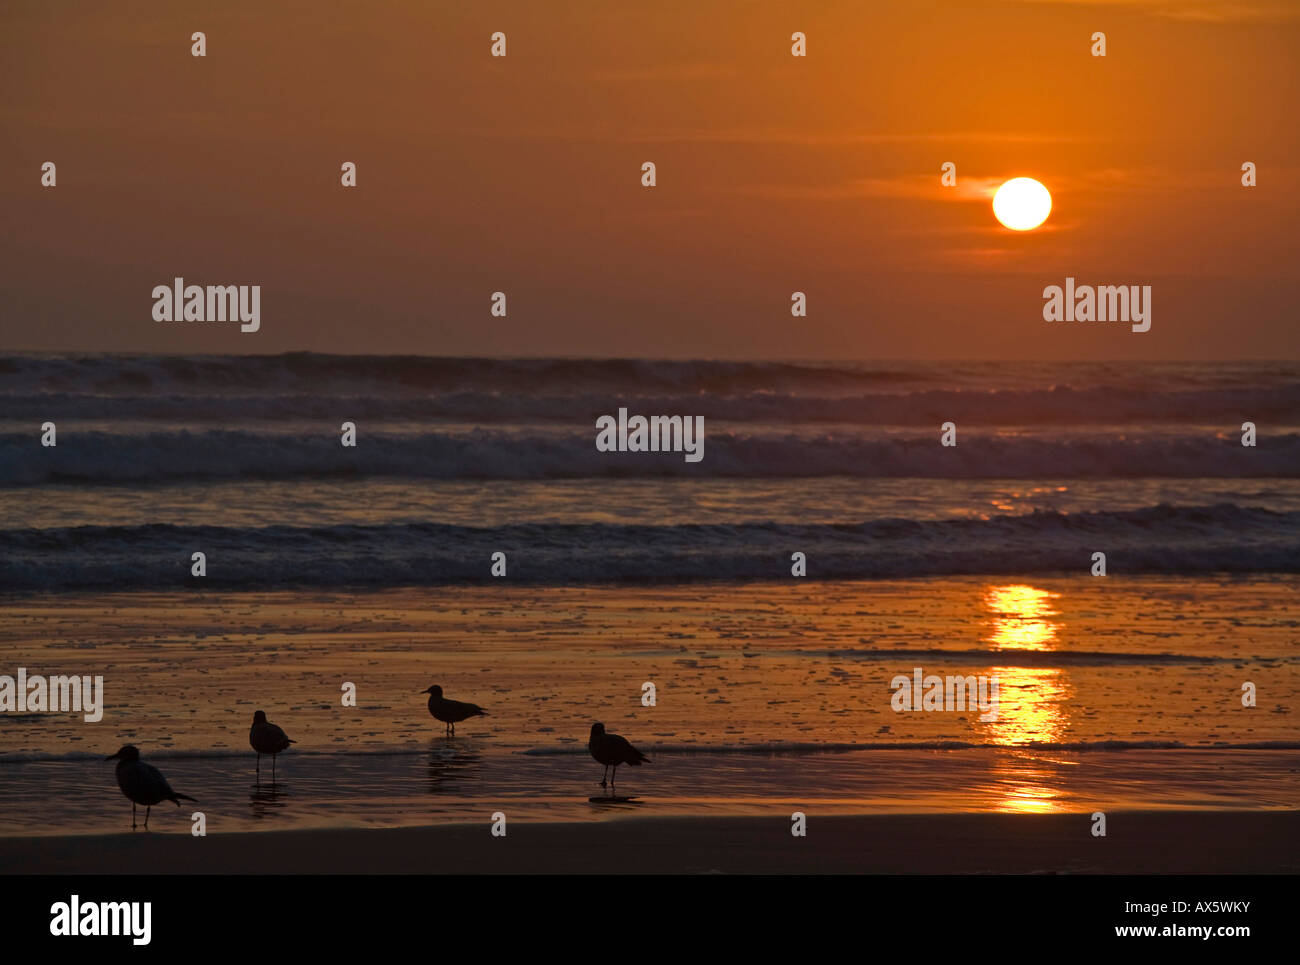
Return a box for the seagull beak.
[104,752,119,760]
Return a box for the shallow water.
[1,578,1297,835]
[4,746,1296,838]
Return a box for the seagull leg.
[611,766,617,794]
[256,753,261,783]
[599,765,608,788]
[144,806,151,829]
[132,803,137,830]
[272,754,277,785]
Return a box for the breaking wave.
[1,504,1296,589]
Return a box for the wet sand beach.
[4,811,1297,875]
[2,579,1296,854]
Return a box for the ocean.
[0,355,1297,835]
[2,355,1298,589]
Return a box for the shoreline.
[4,810,1298,875]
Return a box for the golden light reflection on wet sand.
[981,584,1074,811]
[984,666,1073,747]
[986,753,1073,814]
[984,584,1060,651]
[985,672,1074,812]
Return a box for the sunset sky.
[3,0,1297,359]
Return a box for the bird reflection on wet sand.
[426,746,482,795]
[249,781,291,820]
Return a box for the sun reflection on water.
[980,584,1075,811]
[984,583,1060,651]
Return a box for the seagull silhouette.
[588,722,650,792]
[421,685,488,737]
[106,745,196,829]
[249,710,296,783]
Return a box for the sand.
[4,811,1297,875]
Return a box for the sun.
[992,177,1052,231]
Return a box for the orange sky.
[3,0,1297,359]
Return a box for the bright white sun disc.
[992,177,1051,231]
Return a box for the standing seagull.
[588,722,650,792]
[421,684,488,737]
[105,745,196,830]
[249,710,295,783]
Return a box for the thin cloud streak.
[729,166,1274,205]
[1004,0,1300,23]
[459,128,1102,145]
